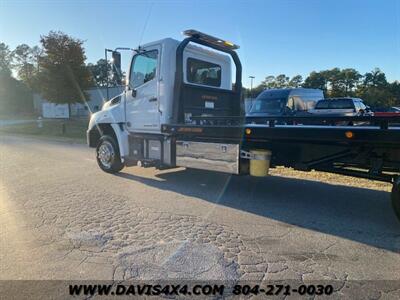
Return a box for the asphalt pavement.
[0,135,399,298]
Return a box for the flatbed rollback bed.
[162,115,400,221]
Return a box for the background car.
[309,98,372,117]
[308,97,373,125]
[246,88,324,124]
[373,106,400,117]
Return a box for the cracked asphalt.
[1,135,399,297]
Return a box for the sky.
[1,0,399,87]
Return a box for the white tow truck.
[87,30,400,221]
[88,30,243,174]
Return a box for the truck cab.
[125,37,235,132]
[87,30,242,173]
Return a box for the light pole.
[249,76,255,98]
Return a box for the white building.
[33,86,124,118]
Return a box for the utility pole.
[249,75,255,98]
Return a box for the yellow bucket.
[249,149,271,177]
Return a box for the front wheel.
[392,177,400,222]
[96,135,124,173]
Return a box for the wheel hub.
[98,141,114,168]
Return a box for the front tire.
[96,135,124,173]
[392,177,400,222]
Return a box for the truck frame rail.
[162,115,400,183]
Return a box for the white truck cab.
[87,30,243,173]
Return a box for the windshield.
[249,97,286,113]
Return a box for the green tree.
[303,68,361,97]
[261,75,277,89]
[288,75,303,88]
[12,44,42,90]
[37,31,92,114]
[325,68,343,97]
[341,68,361,95]
[0,42,34,115]
[0,42,13,76]
[0,74,33,114]
[87,58,124,87]
[362,68,388,87]
[356,85,392,107]
[388,81,400,106]
[247,67,398,108]
[258,74,290,90]
[356,68,391,107]
[275,74,289,87]
[250,74,303,98]
[88,58,110,87]
[303,71,328,92]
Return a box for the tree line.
[246,68,400,108]
[1,30,399,115]
[0,31,121,114]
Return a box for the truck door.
[125,46,160,133]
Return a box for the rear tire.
[96,135,124,173]
[392,177,400,222]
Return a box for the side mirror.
[131,89,137,98]
[112,51,122,85]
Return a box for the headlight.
[102,95,121,110]
[110,95,121,106]
[102,101,110,110]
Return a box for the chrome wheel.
[97,141,115,169]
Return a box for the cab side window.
[129,50,158,89]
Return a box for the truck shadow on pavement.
[116,168,400,252]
